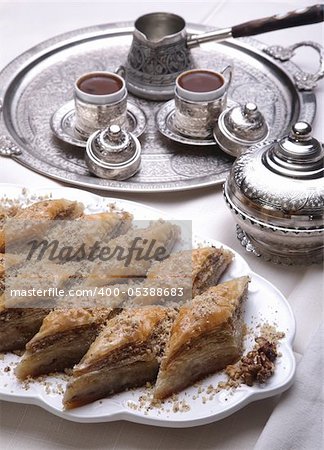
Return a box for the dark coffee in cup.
[74,71,127,138]
[174,66,232,138]
[78,74,123,95]
[178,70,224,93]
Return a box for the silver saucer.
[50,100,147,148]
[155,100,216,146]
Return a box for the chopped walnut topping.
[225,334,281,387]
[126,386,190,414]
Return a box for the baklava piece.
[14,198,83,221]
[46,210,133,253]
[0,295,50,352]
[81,211,133,244]
[0,204,19,226]
[0,252,25,292]
[132,247,234,306]
[0,205,20,252]
[4,261,77,308]
[191,247,234,296]
[16,308,118,379]
[0,261,76,351]
[0,253,52,352]
[154,276,249,400]
[0,199,84,252]
[87,220,180,286]
[63,306,177,409]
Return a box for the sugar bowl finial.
[291,121,312,137]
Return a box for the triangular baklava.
[86,220,180,286]
[154,276,249,400]
[16,308,118,379]
[0,253,49,352]
[0,295,50,352]
[0,205,20,252]
[45,210,133,254]
[131,247,234,306]
[0,259,78,351]
[0,199,84,252]
[191,247,234,296]
[63,306,177,409]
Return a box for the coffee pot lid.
[225,121,324,229]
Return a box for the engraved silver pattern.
[156,100,217,146]
[50,101,147,148]
[232,145,324,215]
[127,37,192,84]
[263,41,324,91]
[0,22,317,193]
[74,94,127,138]
[0,135,22,156]
[223,122,324,265]
[224,192,324,265]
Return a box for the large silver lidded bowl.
[85,125,141,180]
[224,121,324,265]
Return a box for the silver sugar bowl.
[85,124,141,180]
[214,102,268,157]
[224,122,324,265]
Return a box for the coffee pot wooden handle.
[231,4,324,38]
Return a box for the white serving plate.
[0,184,296,427]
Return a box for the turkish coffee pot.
[124,5,324,100]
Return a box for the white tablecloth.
[0,1,323,449]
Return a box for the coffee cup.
[74,71,127,139]
[174,66,232,139]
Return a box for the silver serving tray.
[0,22,317,193]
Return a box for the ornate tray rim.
[0,21,317,193]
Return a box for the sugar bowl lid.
[214,102,269,157]
[85,125,141,180]
[224,121,324,229]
